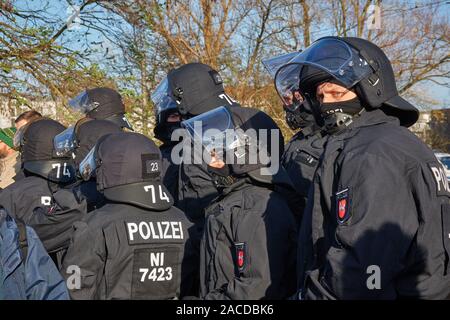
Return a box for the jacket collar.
[330,109,400,141]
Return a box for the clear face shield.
[13,124,28,151]
[78,146,97,181]
[262,51,298,78]
[274,63,305,112]
[69,90,99,114]
[151,78,179,119]
[272,37,373,111]
[53,126,77,157]
[181,106,249,163]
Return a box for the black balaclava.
[153,109,181,146]
[284,106,317,131]
[74,119,122,167]
[298,65,364,133]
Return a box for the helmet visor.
[181,106,239,159]
[13,125,27,151]
[285,37,373,87]
[262,52,298,78]
[53,126,77,157]
[274,38,373,109]
[274,63,306,112]
[151,78,178,115]
[69,90,99,114]
[78,146,96,181]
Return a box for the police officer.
[62,132,198,299]
[68,87,133,130]
[54,118,122,212]
[150,63,240,255]
[276,37,450,299]
[0,119,85,258]
[28,119,123,268]
[263,53,329,223]
[170,62,240,220]
[182,106,297,299]
[151,78,183,203]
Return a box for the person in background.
[0,127,19,190]
[263,53,329,226]
[14,110,42,130]
[12,110,43,183]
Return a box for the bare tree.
[326,0,449,103]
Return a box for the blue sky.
[11,0,450,109]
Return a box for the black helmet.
[167,62,236,117]
[150,77,181,144]
[74,119,122,166]
[78,132,173,211]
[181,106,285,178]
[20,118,76,183]
[68,87,134,130]
[53,118,122,164]
[341,37,419,127]
[271,36,419,127]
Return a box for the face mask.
[320,97,363,133]
[166,122,181,137]
[320,97,362,117]
[155,121,181,145]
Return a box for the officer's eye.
[330,91,346,98]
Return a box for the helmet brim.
[382,95,419,128]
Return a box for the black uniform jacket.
[200,174,298,300]
[0,175,86,253]
[298,109,450,299]
[282,126,328,223]
[62,202,198,300]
